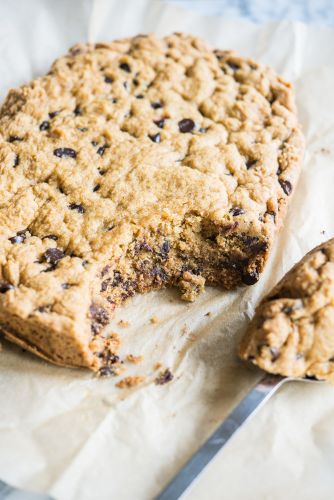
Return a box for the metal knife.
[155,373,295,500]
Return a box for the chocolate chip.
[198,127,208,133]
[49,111,59,119]
[120,62,131,72]
[229,207,245,216]
[112,271,122,286]
[135,240,153,254]
[101,265,111,277]
[93,184,101,192]
[54,148,77,159]
[246,159,257,169]
[279,179,292,196]
[90,303,109,334]
[136,94,144,99]
[178,119,195,133]
[91,141,98,147]
[104,76,113,83]
[0,282,14,293]
[151,266,168,283]
[9,230,27,244]
[43,234,58,241]
[13,154,20,168]
[97,145,108,156]
[151,101,163,109]
[8,135,23,143]
[241,270,259,285]
[227,61,240,71]
[61,283,71,289]
[44,248,65,265]
[123,81,129,90]
[155,368,174,385]
[74,106,81,116]
[101,279,111,292]
[154,118,165,129]
[148,133,161,143]
[98,366,115,377]
[69,203,85,214]
[39,121,50,131]
[270,347,280,361]
[105,353,120,364]
[78,127,88,132]
[160,239,170,259]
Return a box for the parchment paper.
[1,1,334,499]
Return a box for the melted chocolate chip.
[97,145,108,156]
[227,61,240,71]
[91,141,98,147]
[148,133,161,143]
[151,101,163,109]
[242,270,259,285]
[270,347,280,362]
[13,154,20,168]
[61,283,71,289]
[178,119,195,133]
[93,184,101,192]
[135,240,153,254]
[155,368,174,385]
[279,179,292,196]
[160,239,170,260]
[154,118,166,129]
[100,279,111,292]
[0,281,14,293]
[112,271,122,286]
[49,111,59,119]
[229,207,245,216]
[119,62,131,73]
[44,235,58,241]
[246,159,257,169]
[69,203,85,213]
[44,248,65,265]
[98,366,115,377]
[90,303,109,334]
[39,121,50,131]
[104,76,113,83]
[54,148,77,159]
[74,106,81,116]
[8,135,23,143]
[9,230,27,244]
[136,95,144,99]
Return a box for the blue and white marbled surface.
[166,0,334,24]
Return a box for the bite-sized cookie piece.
[240,238,334,381]
[0,33,304,370]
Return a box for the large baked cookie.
[0,33,304,370]
[240,238,334,381]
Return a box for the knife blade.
[155,373,288,500]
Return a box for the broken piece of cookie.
[239,238,334,381]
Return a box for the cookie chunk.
[240,238,334,381]
[0,33,304,369]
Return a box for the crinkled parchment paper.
[1,1,334,499]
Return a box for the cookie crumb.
[320,147,331,155]
[126,354,143,364]
[116,375,145,389]
[181,324,189,336]
[150,315,159,324]
[118,319,130,328]
[155,368,174,385]
[154,362,162,370]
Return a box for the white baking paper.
[1,1,334,499]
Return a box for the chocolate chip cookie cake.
[240,238,334,381]
[0,33,304,370]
